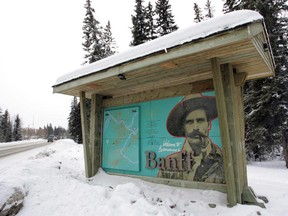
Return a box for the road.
[0,140,51,158]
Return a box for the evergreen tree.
[145,1,157,41]
[43,125,48,139]
[80,0,117,144]
[193,3,204,23]
[1,110,12,142]
[52,126,66,139]
[223,0,241,12]
[224,0,288,164]
[12,114,22,141]
[102,21,117,58]
[130,0,148,46]
[54,126,58,138]
[82,0,103,64]
[68,97,82,143]
[0,108,3,142]
[47,123,54,136]
[204,0,214,19]
[155,0,178,36]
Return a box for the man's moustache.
[187,131,207,139]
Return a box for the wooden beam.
[103,80,214,108]
[80,91,92,178]
[242,186,266,208]
[107,172,227,193]
[90,94,103,176]
[211,58,237,207]
[234,72,247,86]
[250,33,275,76]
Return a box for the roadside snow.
[0,139,287,216]
[0,139,45,148]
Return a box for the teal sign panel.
[102,107,140,171]
[102,91,223,183]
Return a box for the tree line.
[21,124,68,140]
[0,108,21,142]
[0,107,67,143]
[68,0,288,167]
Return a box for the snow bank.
[0,139,287,216]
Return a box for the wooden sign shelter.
[53,10,274,207]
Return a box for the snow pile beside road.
[0,139,287,216]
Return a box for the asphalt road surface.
[0,140,51,158]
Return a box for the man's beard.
[186,131,207,156]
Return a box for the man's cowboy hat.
[166,93,217,137]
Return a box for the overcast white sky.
[0,0,224,129]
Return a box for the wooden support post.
[90,94,103,176]
[80,91,92,178]
[221,64,243,203]
[233,69,248,188]
[237,87,248,187]
[211,58,237,207]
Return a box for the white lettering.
[158,140,183,153]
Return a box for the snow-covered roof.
[54,10,263,87]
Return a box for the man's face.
[183,109,210,155]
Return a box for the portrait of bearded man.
[158,93,225,184]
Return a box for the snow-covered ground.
[0,139,287,216]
